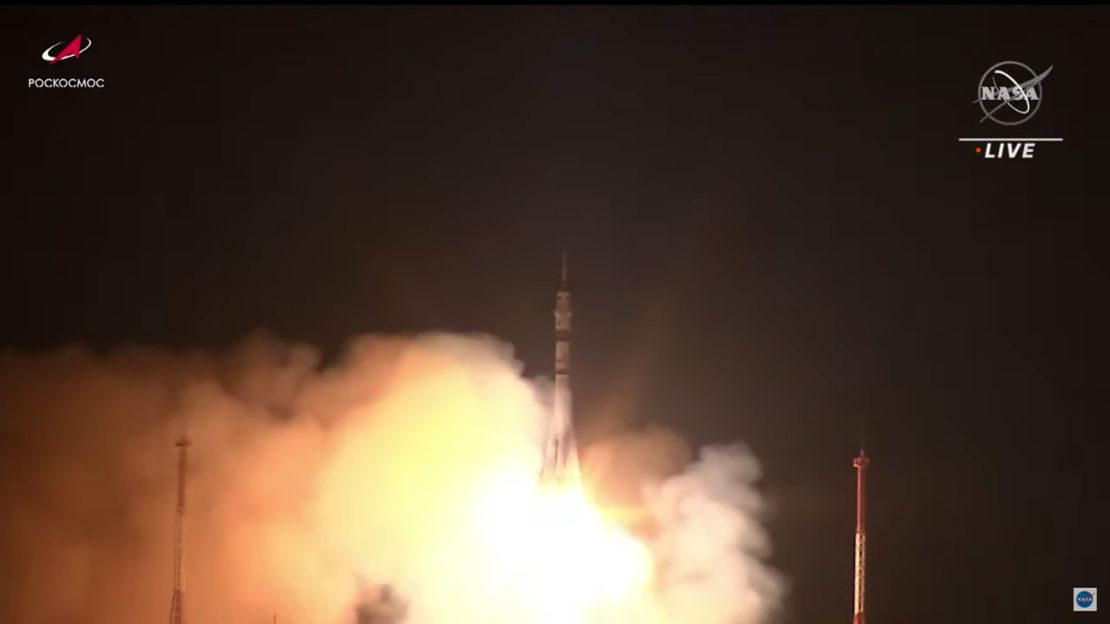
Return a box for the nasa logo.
[974,61,1052,126]
[959,60,1062,160]
[1074,588,1097,612]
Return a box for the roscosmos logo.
[41,34,92,64]
[28,34,106,90]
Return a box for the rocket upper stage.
[555,253,572,358]
[541,253,580,485]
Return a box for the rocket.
[852,449,869,624]
[540,252,581,486]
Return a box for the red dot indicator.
[975,147,982,154]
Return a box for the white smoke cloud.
[0,331,783,623]
[644,445,784,623]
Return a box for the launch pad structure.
[852,449,869,624]
[158,258,870,624]
[168,435,190,624]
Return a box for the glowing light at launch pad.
[471,473,654,623]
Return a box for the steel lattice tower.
[852,449,869,624]
[168,436,190,624]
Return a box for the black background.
[2,7,1107,623]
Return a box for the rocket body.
[540,256,580,485]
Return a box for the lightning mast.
[540,252,580,485]
[852,449,869,624]
[168,435,190,624]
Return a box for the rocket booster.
[540,252,580,485]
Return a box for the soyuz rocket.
[540,253,581,486]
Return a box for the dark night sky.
[2,6,1108,624]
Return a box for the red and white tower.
[852,449,869,624]
[168,436,189,624]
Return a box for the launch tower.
[168,436,190,624]
[852,449,869,624]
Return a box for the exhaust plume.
[0,331,783,623]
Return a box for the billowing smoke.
[0,332,783,623]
